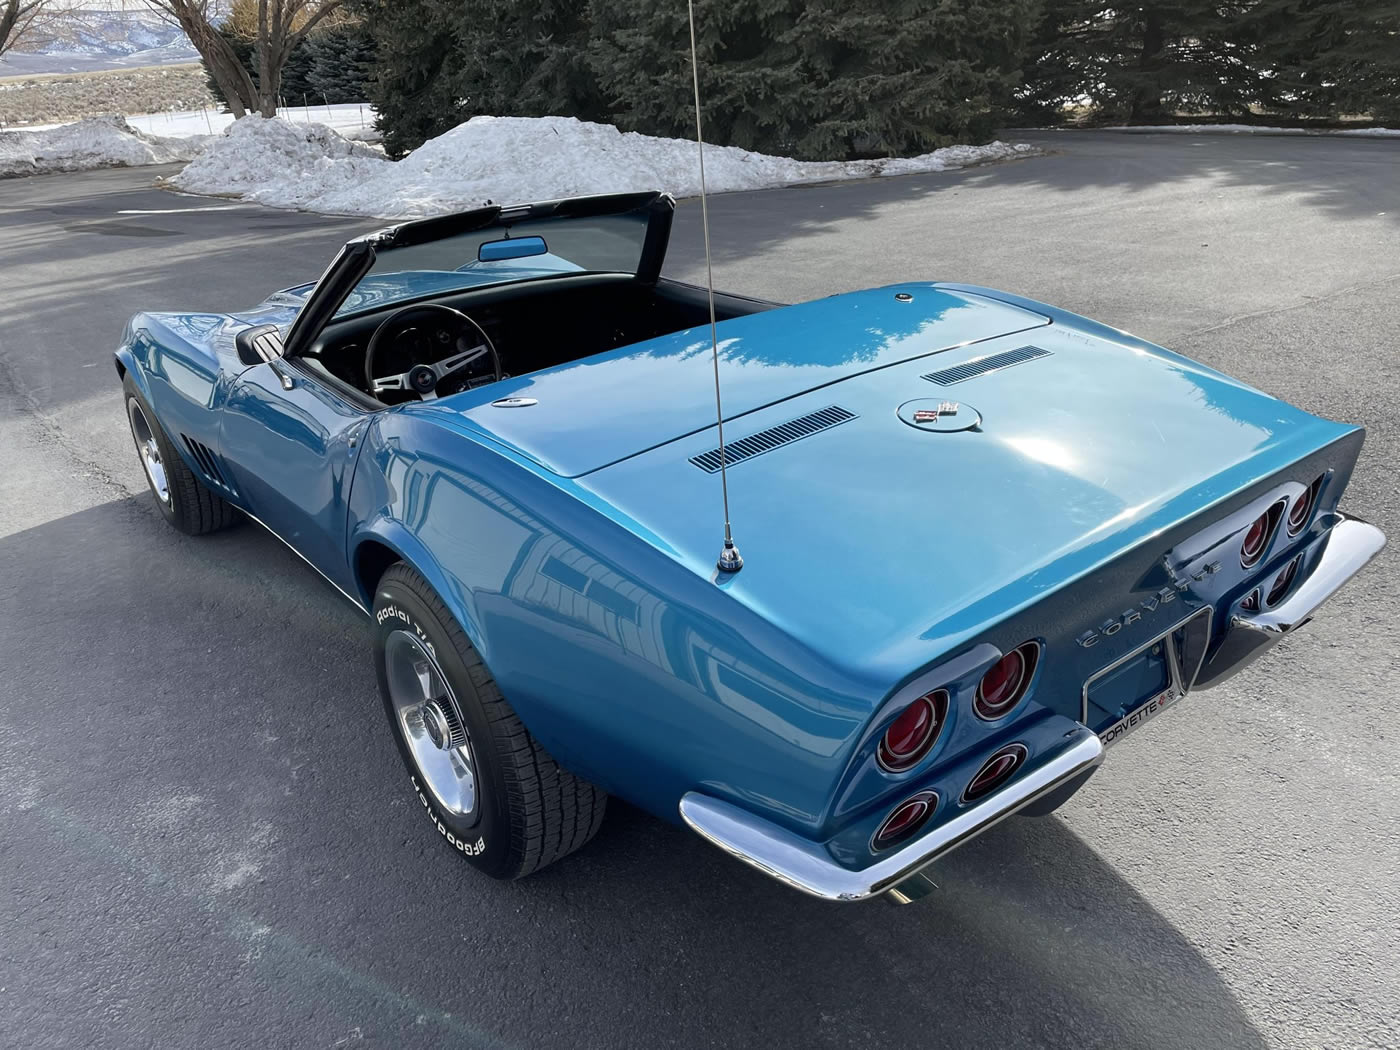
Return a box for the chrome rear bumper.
[679,730,1104,903]
[1196,514,1385,689]
[682,514,1382,903]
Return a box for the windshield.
[334,210,652,318]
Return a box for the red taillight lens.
[963,744,1028,802]
[1240,589,1260,612]
[1267,556,1301,606]
[1286,489,1312,536]
[872,790,937,851]
[974,643,1037,720]
[1287,475,1322,536]
[1241,513,1269,567]
[877,691,947,773]
[1242,500,1286,568]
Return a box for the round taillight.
[1267,556,1301,606]
[1287,485,1313,536]
[962,744,1028,802]
[877,691,947,772]
[872,790,937,851]
[1240,589,1260,613]
[975,644,1037,720]
[1240,511,1271,568]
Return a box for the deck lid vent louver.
[923,345,1051,386]
[690,405,857,473]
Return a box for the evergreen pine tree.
[356,0,468,156]
[306,21,377,105]
[589,0,809,154]
[1247,0,1400,121]
[204,21,356,114]
[591,0,1037,159]
[1022,2,1261,122]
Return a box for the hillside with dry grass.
[0,63,214,127]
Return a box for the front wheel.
[372,562,607,879]
[123,375,238,535]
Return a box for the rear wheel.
[372,562,607,878]
[123,375,238,535]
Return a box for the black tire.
[123,375,239,536]
[372,562,607,879]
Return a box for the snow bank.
[168,116,388,205]
[169,114,1039,218]
[1092,123,1400,138]
[20,103,379,140]
[0,115,211,177]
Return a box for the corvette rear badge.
[897,398,981,433]
[913,401,959,424]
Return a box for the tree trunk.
[257,1,277,118]
[178,9,258,118]
[258,55,283,118]
[0,1,19,58]
[1129,10,1167,123]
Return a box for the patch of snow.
[0,115,211,177]
[1088,123,1400,138]
[168,116,389,206]
[17,103,378,140]
[170,114,1039,218]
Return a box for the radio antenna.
[687,0,742,574]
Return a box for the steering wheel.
[365,304,503,401]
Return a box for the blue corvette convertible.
[116,191,1384,902]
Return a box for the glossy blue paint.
[433,283,1049,477]
[116,235,1376,870]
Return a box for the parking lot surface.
[2,131,1397,1049]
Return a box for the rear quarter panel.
[346,413,886,834]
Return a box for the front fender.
[114,342,153,401]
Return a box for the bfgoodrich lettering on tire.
[372,562,606,879]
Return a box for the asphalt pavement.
[1,131,1397,1050]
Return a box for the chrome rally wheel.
[120,374,239,535]
[372,562,607,879]
[126,397,170,506]
[383,629,479,821]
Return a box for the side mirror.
[478,235,548,262]
[236,324,285,367]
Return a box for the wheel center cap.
[420,699,466,751]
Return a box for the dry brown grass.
[0,63,215,127]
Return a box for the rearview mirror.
[478,235,548,262]
[235,323,285,366]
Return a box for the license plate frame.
[1083,606,1213,748]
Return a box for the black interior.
[302,274,780,405]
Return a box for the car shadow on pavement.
[1,495,1268,1050]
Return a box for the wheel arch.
[115,345,149,399]
[350,524,493,662]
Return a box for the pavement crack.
[0,345,135,501]
[1183,271,1400,339]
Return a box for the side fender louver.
[180,435,236,495]
[923,345,1051,386]
[690,405,857,473]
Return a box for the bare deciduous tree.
[152,0,346,119]
[147,0,260,118]
[0,0,52,59]
[250,1,347,117]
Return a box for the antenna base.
[717,541,743,573]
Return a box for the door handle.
[268,359,295,390]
